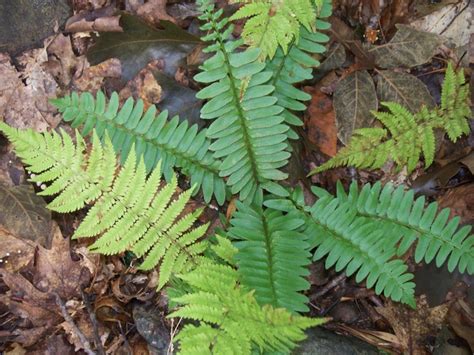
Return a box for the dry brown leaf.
[0,226,35,272]
[447,299,474,352]
[73,57,122,93]
[66,16,122,33]
[376,296,449,354]
[0,51,59,132]
[438,184,474,226]
[305,88,337,157]
[119,60,162,110]
[136,0,176,25]
[46,34,82,86]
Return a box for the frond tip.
[169,258,326,354]
[0,123,209,289]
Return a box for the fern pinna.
[168,245,324,354]
[265,181,474,307]
[229,0,327,60]
[0,123,208,289]
[265,0,331,139]
[51,92,227,205]
[196,0,291,203]
[227,201,312,313]
[311,63,471,174]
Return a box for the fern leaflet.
[228,201,312,313]
[196,0,291,202]
[310,63,471,174]
[265,182,474,306]
[0,123,208,289]
[169,257,324,354]
[51,91,227,205]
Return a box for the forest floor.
[0,0,472,354]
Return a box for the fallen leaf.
[334,70,378,145]
[305,89,337,157]
[73,58,122,94]
[448,299,474,352]
[0,51,59,132]
[0,226,35,272]
[66,16,122,33]
[87,14,201,81]
[46,34,82,86]
[136,0,176,24]
[132,302,171,351]
[0,182,52,247]
[376,296,449,354]
[318,42,346,73]
[369,24,443,68]
[438,184,474,225]
[375,70,435,113]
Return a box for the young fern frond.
[230,0,323,59]
[265,182,474,307]
[228,201,311,313]
[0,123,209,289]
[310,63,471,174]
[168,257,324,354]
[266,0,331,139]
[196,0,291,202]
[51,92,227,205]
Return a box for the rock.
[294,327,379,355]
[0,0,71,55]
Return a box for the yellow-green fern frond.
[310,63,471,175]
[169,258,325,354]
[0,123,208,289]
[230,0,322,59]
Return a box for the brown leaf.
[136,0,176,25]
[376,296,449,354]
[305,89,337,157]
[0,226,35,272]
[72,58,122,94]
[438,184,474,226]
[0,51,59,132]
[46,34,82,86]
[66,16,122,33]
[0,182,52,247]
[334,70,378,145]
[448,299,474,352]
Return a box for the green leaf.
[87,14,201,82]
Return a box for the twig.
[81,288,106,355]
[310,273,346,301]
[54,293,96,355]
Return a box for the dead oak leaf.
[376,296,449,354]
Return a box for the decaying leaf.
[0,226,35,272]
[318,42,346,73]
[448,299,474,352]
[136,0,176,24]
[369,24,443,68]
[305,88,337,157]
[376,296,449,353]
[0,182,51,246]
[334,70,378,145]
[438,184,474,226]
[376,70,435,113]
[0,51,59,132]
[73,58,122,94]
[87,14,201,81]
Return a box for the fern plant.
[265,0,331,139]
[196,0,292,202]
[0,123,208,289]
[51,91,227,205]
[265,181,474,306]
[168,251,325,354]
[229,0,325,59]
[227,201,312,313]
[310,63,471,174]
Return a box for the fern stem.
[260,211,279,306]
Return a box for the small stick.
[81,288,106,355]
[54,293,96,355]
[310,273,346,301]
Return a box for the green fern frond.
[265,0,331,138]
[196,0,291,202]
[50,91,227,205]
[169,258,325,354]
[0,123,208,289]
[310,63,471,174]
[228,201,311,313]
[265,182,474,306]
[230,0,325,59]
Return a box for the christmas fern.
[227,201,312,313]
[265,181,474,307]
[50,92,227,205]
[196,0,291,202]
[229,0,326,59]
[169,256,324,354]
[0,123,208,289]
[310,63,471,174]
[265,0,331,139]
